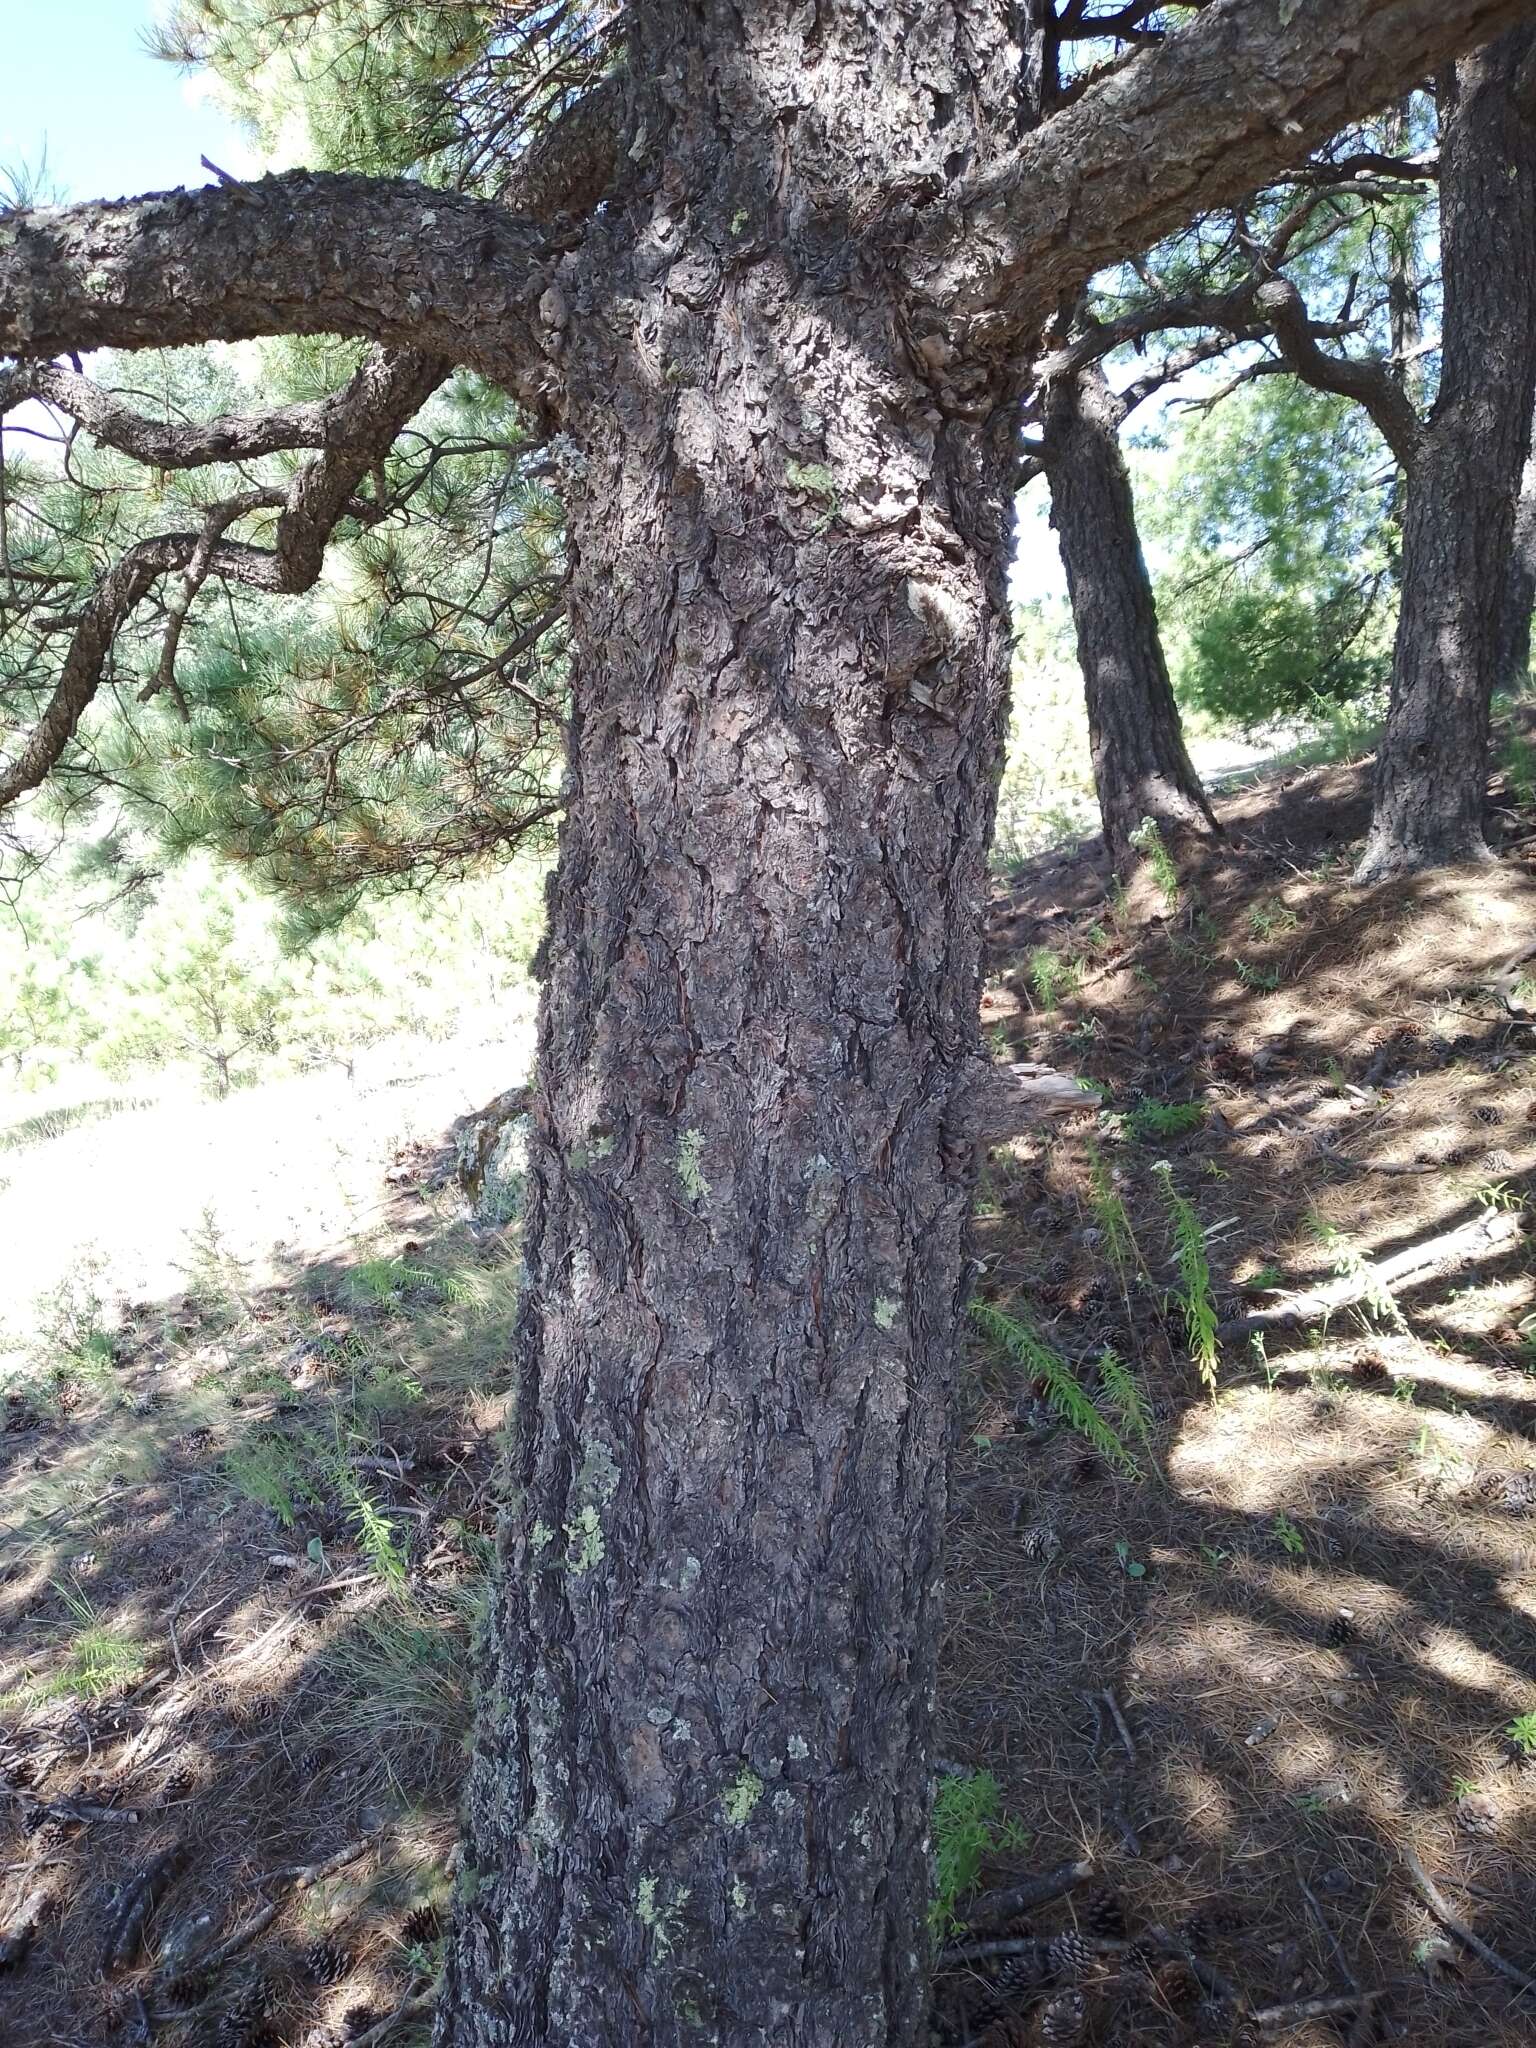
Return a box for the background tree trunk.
[1496,449,1536,695]
[1042,361,1217,871]
[1355,29,1536,883]
[436,5,1040,2043]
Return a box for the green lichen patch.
[721,1766,764,1828]
[564,1503,605,1574]
[677,1127,711,1203]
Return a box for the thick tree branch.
[0,173,564,396]
[0,361,356,467]
[1254,275,1423,470]
[910,0,1536,331]
[0,348,446,809]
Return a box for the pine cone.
[1474,1103,1502,1126]
[1038,1988,1087,2043]
[1349,1352,1390,1386]
[163,1970,213,2010]
[303,1937,352,1984]
[973,1942,1056,2018]
[1122,1939,1158,1977]
[400,1902,443,1947]
[215,1979,273,2048]
[1454,1792,1498,1838]
[341,2008,380,2041]
[1153,1958,1201,2011]
[1325,1612,1357,1646]
[1080,1889,1126,1940]
[1046,1931,1093,1978]
[1018,1523,1062,1562]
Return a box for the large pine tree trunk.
[1354,29,1536,882]
[1042,361,1217,871]
[436,6,1037,2043]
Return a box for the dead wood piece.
[1217,1208,1523,1340]
[0,1882,49,1970]
[1254,1989,1380,2031]
[1107,1806,1142,1857]
[102,1841,188,1973]
[1400,1844,1536,1995]
[955,1858,1095,1932]
[163,1833,374,1982]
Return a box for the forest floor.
[3,736,1536,2048]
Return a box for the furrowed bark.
[436,6,1042,2044]
[1355,27,1536,882]
[1040,361,1217,871]
[0,172,563,397]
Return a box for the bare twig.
[1297,1863,1360,1991]
[1254,1989,1381,2030]
[164,1834,374,1982]
[1400,1845,1536,1995]
[1101,1689,1138,1763]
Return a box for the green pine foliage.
[1154,1164,1219,1395]
[929,1771,1027,1937]
[970,1301,1141,1478]
[1141,379,1397,731]
[1097,1348,1157,1471]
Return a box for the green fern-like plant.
[970,1302,1139,1476]
[1097,1348,1157,1470]
[1126,1097,1207,1143]
[1085,1143,1139,1292]
[336,1470,410,1583]
[929,1771,1027,1936]
[1128,816,1181,909]
[1154,1164,1219,1395]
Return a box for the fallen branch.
[1400,1845,1536,1996]
[953,1858,1094,1933]
[1217,1208,1523,1340]
[1254,1989,1381,2031]
[0,1883,49,1970]
[102,1841,188,1973]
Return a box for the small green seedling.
[1271,1511,1305,1558]
[1507,1712,1536,1758]
[1114,1538,1147,1580]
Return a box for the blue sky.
[2,1,246,204]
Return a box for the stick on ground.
[1400,1845,1536,1996]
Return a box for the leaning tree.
[2,3,1533,2042]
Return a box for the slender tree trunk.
[1041,361,1217,871]
[437,6,1038,2044]
[1496,449,1536,695]
[1355,30,1536,883]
